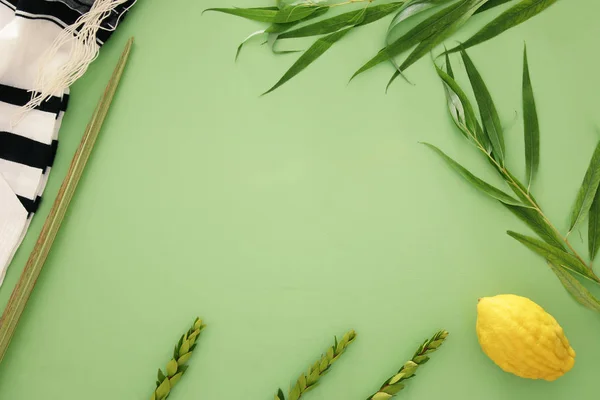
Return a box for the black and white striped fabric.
[0,0,131,284]
[0,0,132,44]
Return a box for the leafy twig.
[458,109,591,270]
[445,0,560,54]
[211,0,560,92]
[430,47,600,310]
[275,330,357,400]
[500,159,593,271]
[450,81,593,273]
[366,330,448,400]
[151,318,206,400]
[439,48,595,273]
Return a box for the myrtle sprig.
[366,330,448,400]
[151,317,206,400]
[275,330,357,400]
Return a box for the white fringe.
[17,0,135,122]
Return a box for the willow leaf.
[447,0,559,53]
[434,63,491,151]
[474,0,514,14]
[265,7,330,55]
[460,49,505,165]
[385,0,455,84]
[444,50,454,78]
[268,32,304,55]
[278,0,326,8]
[521,44,540,187]
[385,0,488,89]
[206,5,324,24]
[279,2,403,39]
[507,231,599,284]
[270,46,302,55]
[439,65,470,140]
[265,5,369,93]
[440,57,470,142]
[548,262,600,312]
[267,6,330,34]
[204,7,280,22]
[274,5,326,23]
[503,169,540,207]
[589,189,600,261]
[503,204,564,249]
[266,23,293,34]
[264,26,354,95]
[423,143,522,206]
[351,0,468,80]
[236,30,266,61]
[568,141,600,233]
[387,0,454,40]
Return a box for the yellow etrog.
[476,294,575,381]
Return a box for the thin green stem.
[469,137,594,273]
[454,116,593,272]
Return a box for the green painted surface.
[1,1,600,399]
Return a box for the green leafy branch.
[275,330,357,400]
[207,0,559,93]
[366,330,448,400]
[151,318,206,400]
[426,46,600,310]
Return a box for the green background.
[1,0,599,398]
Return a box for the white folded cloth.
[0,0,131,286]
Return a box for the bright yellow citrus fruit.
[476,294,575,381]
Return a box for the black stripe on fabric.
[15,0,134,45]
[62,92,70,112]
[94,0,137,43]
[0,84,69,114]
[0,132,57,170]
[0,0,17,11]
[49,140,58,167]
[17,195,41,214]
[16,0,82,27]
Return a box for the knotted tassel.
[17,0,135,121]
